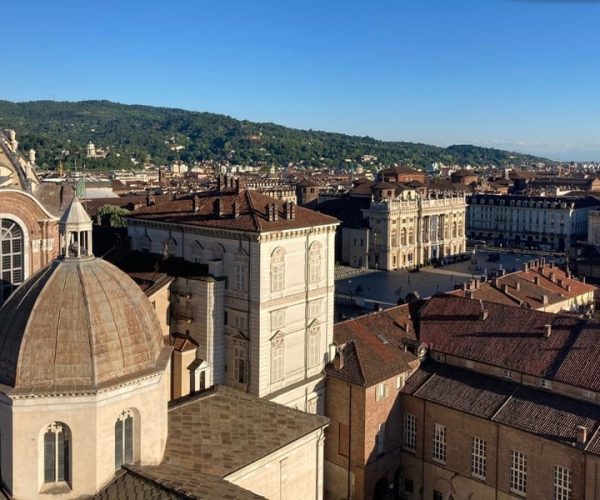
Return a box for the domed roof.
[0,257,166,393]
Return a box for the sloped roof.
[163,386,328,477]
[419,294,600,392]
[327,305,418,386]
[129,189,338,233]
[405,361,600,455]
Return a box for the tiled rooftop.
[328,305,418,386]
[418,294,600,393]
[129,188,338,233]
[163,386,329,477]
[405,361,600,455]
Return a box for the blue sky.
[2,0,600,160]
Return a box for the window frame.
[471,436,486,480]
[510,450,527,495]
[432,423,447,464]
[403,413,417,452]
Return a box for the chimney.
[266,204,274,221]
[533,276,540,285]
[582,276,586,283]
[499,269,506,276]
[550,272,556,283]
[479,300,488,321]
[566,284,572,292]
[284,200,292,219]
[466,290,475,300]
[544,324,552,338]
[213,198,223,217]
[290,201,296,219]
[502,284,509,294]
[523,262,529,272]
[235,178,241,193]
[577,425,588,445]
[333,345,345,370]
[217,174,224,192]
[232,200,240,219]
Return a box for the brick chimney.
[266,203,278,221]
[533,275,540,285]
[333,345,345,370]
[213,198,223,217]
[284,200,292,220]
[577,425,588,445]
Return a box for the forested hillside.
[0,100,551,170]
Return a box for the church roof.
[163,386,329,477]
[0,257,167,395]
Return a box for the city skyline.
[2,0,600,161]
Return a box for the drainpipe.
[347,382,353,500]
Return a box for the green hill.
[0,100,551,170]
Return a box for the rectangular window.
[309,300,322,318]
[377,423,385,455]
[432,423,447,464]
[396,374,405,390]
[471,436,486,480]
[510,450,527,495]
[234,262,247,291]
[308,327,321,367]
[271,342,284,382]
[271,309,285,330]
[234,346,247,384]
[403,413,417,451]
[271,261,285,291]
[554,465,572,500]
[232,314,248,332]
[375,383,389,401]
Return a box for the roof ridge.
[245,190,261,232]
[347,340,367,386]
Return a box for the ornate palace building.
[126,175,339,412]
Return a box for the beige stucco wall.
[226,428,326,500]
[1,367,170,499]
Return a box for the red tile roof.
[418,294,600,392]
[129,188,338,233]
[328,305,418,386]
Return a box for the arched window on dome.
[0,218,24,304]
[115,410,134,470]
[43,422,70,484]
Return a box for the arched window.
[452,221,457,238]
[400,228,407,246]
[115,410,134,470]
[43,422,70,484]
[0,218,24,304]
[271,247,285,291]
[458,221,464,236]
[308,242,321,283]
[390,229,397,248]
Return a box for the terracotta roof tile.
[129,189,338,233]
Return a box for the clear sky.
[2,0,600,160]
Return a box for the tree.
[97,205,130,228]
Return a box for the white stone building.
[0,195,330,499]
[342,184,467,270]
[468,194,600,251]
[126,176,339,413]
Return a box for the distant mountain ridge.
[0,100,552,170]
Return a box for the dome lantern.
[59,195,93,258]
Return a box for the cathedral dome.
[0,257,166,393]
[0,196,166,394]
